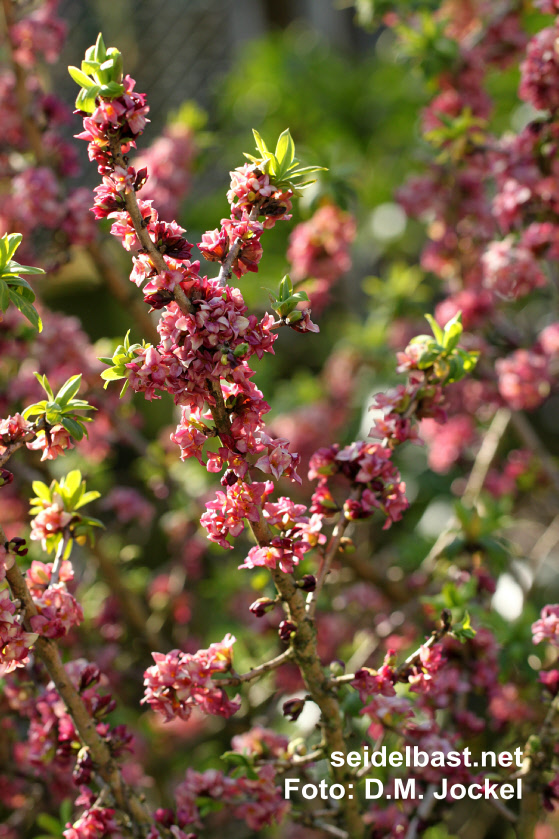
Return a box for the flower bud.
[283,697,305,721]
[297,574,316,592]
[279,620,297,642]
[0,469,13,487]
[286,310,303,324]
[233,342,250,358]
[249,597,275,618]
[6,537,28,556]
[329,659,345,677]
[339,536,355,553]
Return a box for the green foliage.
[30,470,103,554]
[0,233,44,331]
[409,312,479,383]
[68,33,124,113]
[424,107,488,162]
[34,800,72,839]
[99,330,149,396]
[23,373,95,441]
[244,128,326,192]
[266,274,309,321]
[393,11,460,79]
[452,611,477,644]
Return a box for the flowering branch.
[1,523,153,836]
[217,200,263,287]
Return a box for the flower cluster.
[63,807,122,839]
[26,560,83,639]
[240,495,326,573]
[532,605,559,646]
[309,440,408,529]
[173,764,289,832]
[142,634,240,721]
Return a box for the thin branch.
[2,537,152,836]
[109,138,193,316]
[90,543,164,653]
[107,108,365,839]
[49,532,69,587]
[217,202,263,288]
[404,784,437,839]
[510,410,559,495]
[1,0,47,164]
[421,407,511,573]
[0,419,45,468]
[0,434,34,468]
[306,497,355,619]
[461,407,511,507]
[218,648,294,686]
[206,393,365,839]
[332,612,451,692]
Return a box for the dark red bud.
[279,620,297,642]
[6,537,28,556]
[221,469,238,488]
[283,697,305,721]
[298,574,316,592]
[0,469,14,487]
[249,597,275,618]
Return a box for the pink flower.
[540,322,559,357]
[63,808,122,839]
[30,499,72,547]
[520,24,559,112]
[482,237,546,300]
[142,635,240,722]
[27,425,74,461]
[496,350,551,411]
[533,605,559,645]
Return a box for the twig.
[421,407,511,573]
[49,532,69,587]
[2,526,152,836]
[218,648,294,686]
[306,493,358,619]
[314,822,349,839]
[404,784,437,839]
[109,138,193,316]
[0,433,35,467]
[90,543,163,653]
[114,113,366,839]
[510,411,559,495]
[1,0,47,164]
[204,400,365,838]
[332,611,451,689]
[217,202,263,288]
[461,407,511,507]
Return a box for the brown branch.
[421,407,511,573]
[216,202,263,288]
[510,410,559,495]
[206,398,365,839]
[218,648,294,686]
[331,611,451,689]
[109,138,193,316]
[0,434,32,467]
[106,109,365,838]
[90,543,163,653]
[1,0,47,164]
[2,526,152,836]
[306,491,360,619]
